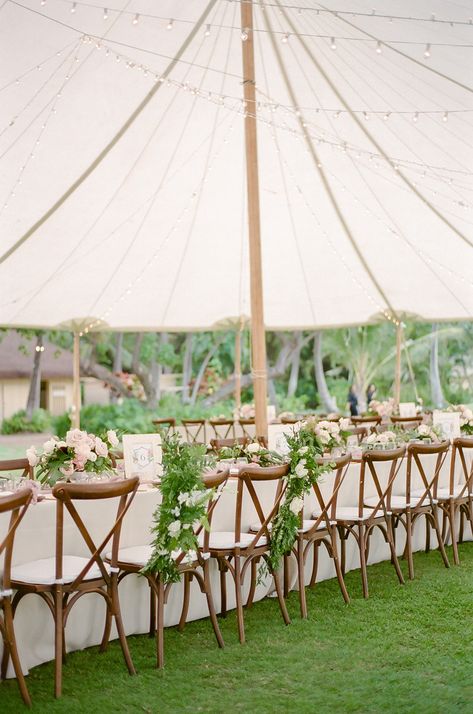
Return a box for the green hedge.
[1,408,52,435]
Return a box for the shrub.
[1,408,52,435]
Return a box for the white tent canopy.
[0,0,472,331]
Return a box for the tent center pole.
[241,0,268,440]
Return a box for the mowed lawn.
[2,543,473,713]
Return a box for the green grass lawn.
[2,544,473,713]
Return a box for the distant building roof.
[0,331,72,380]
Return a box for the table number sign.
[123,434,163,481]
[433,411,461,440]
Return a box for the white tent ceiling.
[0,0,472,331]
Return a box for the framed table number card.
[122,434,163,482]
[432,411,461,441]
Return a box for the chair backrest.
[280,416,297,424]
[390,415,423,430]
[238,419,256,440]
[210,437,249,453]
[193,469,230,557]
[346,426,368,445]
[359,446,406,518]
[51,478,139,590]
[152,418,176,436]
[181,419,206,444]
[448,437,473,498]
[208,419,235,440]
[405,440,450,507]
[231,463,289,553]
[352,415,382,426]
[0,458,33,480]
[307,454,352,533]
[0,488,33,595]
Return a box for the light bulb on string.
[167,19,174,30]
[443,111,448,122]
[241,28,249,41]
[383,112,390,120]
[282,33,289,43]
[103,8,108,20]
[413,112,419,122]
[330,37,337,50]
[204,24,211,37]
[71,2,76,12]
[132,14,139,25]
[424,43,431,58]
[376,41,382,53]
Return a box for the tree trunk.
[190,337,224,406]
[110,332,124,404]
[430,323,445,408]
[313,332,338,413]
[287,331,303,398]
[182,333,193,404]
[26,333,43,419]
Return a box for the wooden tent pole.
[394,322,403,406]
[72,331,81,429]
[234,322,242,413]
[241,0,268,439]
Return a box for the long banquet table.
[1,450,471,677]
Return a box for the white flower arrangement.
[363,430,399,449]
[366,398,395,419]
[405,423,442,443]
[447,404,473,435]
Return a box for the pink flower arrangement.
[26,429,120,486]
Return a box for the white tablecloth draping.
[0,450,470,677]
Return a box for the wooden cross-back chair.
[5,478,139,698]
[387,441,450,579]
[237,419,256,440]
[181,419,206,444]
[0,459,33,481]
[334,447,406,598]
[352,415,382,427]
[207,463,291,644]
[438,437,473,564]
[152,417,176,436]
[108,469,229,669]
[210,437,249,454]
[390,415,423,430]
[0,487,33,707]
[345,426,368,445]
[290,454,352,619]
[208,419,235,440]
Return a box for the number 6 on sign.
[122,434,163,482]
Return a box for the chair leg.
[111,576,136,675]
[2,600,32,707]
[330,528,350,604]
[155,579,165,669]
[100,604,113,653]
[425,514,431,553]
[54,587,63,698]
[296,538,307,619]
[338,526,346,576]
[386,516,405,586]
[431,506,450,569]
[178,573,191,632]
[203,561,224,649]
[149,582,156,637]
[246,557,258,609]
[219,560,227,618]
[309,541,319,587]
[449,501,460,566]
[358,524,369,599]
[406,510,415,580]
[271,565,291,626]
[283,553,290,598]
[234,555,245,644]
[459,508,464,543]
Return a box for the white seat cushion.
[11,556,108,586]
[366,495,433,509]
[249,520,326,534]
[106,545,209,567]
[200,531,267,549]
[413,485,467,500]
[313,506,374,522]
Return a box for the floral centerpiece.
[401,423,442,443]
[362,430,399,450]
[447,405,473,436]
[142,436,217,583]
[238,404,255,419]
[365,398,395,419]
[217,440,284,467]
[266,421,333,572]
[26,428,120,486]
[312,417,352,453]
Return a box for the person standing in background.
[366,383,376,405]
[348,385,359,417]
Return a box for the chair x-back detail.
[6,478,139,698]
[335,447,406,598]
[210,437,249,454]
[391,441,450,579]
[208,419,235,441]
[208,463,291,644]
[152,418,176,437]
[237,419,256,440]
[181,419,206,445]
[0,488,33,707]
[0,459,34,481]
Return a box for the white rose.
[339,418,351,431]
[65,429,90,449]
[295,460,308,478]
[107,430,119,447]
[178,492,189,505]
[43,438,57,455]
[317,420,331,430]
[318,429,331,445]
[289,496,304,515]
[299,446,308,455]
[26,446,39,467]
[418,425,429,436]
[463,408,473,420]
[247,442,261,454]
[168,520,181,537]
